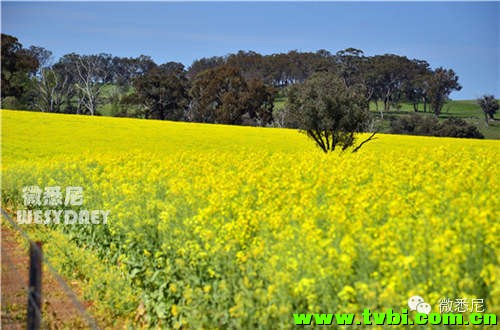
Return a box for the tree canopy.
[477,94,499,126]
[3,32,486,143]
[286,72,375,153]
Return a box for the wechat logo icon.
[408,295,431,314]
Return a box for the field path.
[1,225,28,329]
[1,222,94,329]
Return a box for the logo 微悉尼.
[16,185,110,225]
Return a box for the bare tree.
[34,68,72,112]
[74,55,106,115]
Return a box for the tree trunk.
[384,91,392,112]
[433,104,440,117]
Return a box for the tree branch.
[352,132,377,153]
[307,129,327,153]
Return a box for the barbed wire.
[1,208,100,330]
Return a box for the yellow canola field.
[2,110,499,328]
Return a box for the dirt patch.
[1,222,95,329]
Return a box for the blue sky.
[2,1,498,99]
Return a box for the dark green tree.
[27,45,53,74]
[402,60,432,112]
[367,54,415,115]
[335,48,364,87]
[477,95,499,126]
[189,66,264,125]
[1,34,39,108]
[390,113,483,139]
[110,55,155,85]
[189,66,275,125]
[427,68,461,117]
[436,118,484,139]
[131,62,189,121]
[242,78,275,126]
[187,56,225,79]
[286,72,376,153]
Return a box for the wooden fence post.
[27,241,42,330]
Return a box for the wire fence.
[1,208,100,329]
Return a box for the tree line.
[2,33,496,131]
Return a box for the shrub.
[390,113,438,136]
[436,117,484,139]
[390,113,483,139]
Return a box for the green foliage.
[390,113,438,136]
[189,66,249,124]
[128,62,189,121]
[391,113,484,139]
[1,96,25,110]
[1,34,40,108]
[285,72,374,152]
[242,78,275,126]
[477,95,499,126]
[189,66,274,126]
[437,117,484,139]
[427,68,462,116]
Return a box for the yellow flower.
[171,304,179,317]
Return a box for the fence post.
[27,241,42,330]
